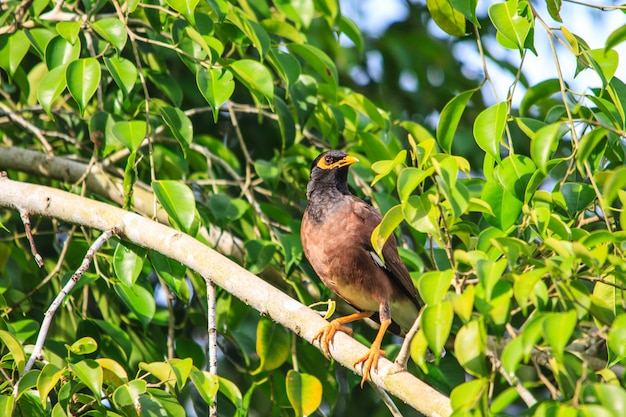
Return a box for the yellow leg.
[313,311,373,356]
[354,319,391,388]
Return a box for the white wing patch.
[369,251,387,269]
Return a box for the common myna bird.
[301,150,420,387]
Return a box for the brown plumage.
[301,150,420,387]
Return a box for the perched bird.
[301,150,420,387]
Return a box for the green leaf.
[218,376,243,410]
[605,24,626,52]
[151,251,188,302]
[92,320,133,359]
[437,89,477,154]
[0,329,25,375]
[104,57,137,96]
[91,17,127,51]
[168,357,193,389]
[371,205,404,260]
[0,31,30,79]
[447,284,475,323]
[588,48,619,84]
[16,370,40,400]
[608,314,626,364]
[475,258,507,301]
[139,361,175,386]
[285,370,323,417]
[546,0,562,22]
[227,11,270,58]
[45,36,81,69]
[113,242,144,287]
[417,270,454,305]
[146,69,183,106]
[196,67,234,123]
[159,106,193,157]
[254,318,290,373]
[481,181,523,231]
[165,0,199,24]
[274,0,315,29]
[450,379,488,411]
[287,43,338,89]
[432,157,470,220]
[422,301,453,359]
[70,336,98,355]
[190,371,219,406]
[37,65,67,117]
[114,283,156,329]
[493,154,536,202]
[275,96,296,148]
[111,120,146,152]
[66,58,101,117]
[488,0,533,53]
[208,194,248,224]
[268,48,302,87]
[37,364,64,406]
[519,78,561,117]
[576,127,607,175]
[139,389,184,415]
[56,21,81,44]
[112,379,147,408]
[450,0,479,26]
[261,19,306,44]
[152,180,197,234]
[229,59,274,106]
[70,360,103,401]
[24,28,56,59]
[339,16,363,51]
[601,165,626,208]
[542,310,577,361]
[245,240,278,275]
[473,102,508,160]
[97,357,129,387]
[342,92,387,130]
[501,336,524,376]
[397,167,433,203]
[454,320,488,377]
[371,150,406,185]
[425,0,466,37]
[254,159,280,190]
[581,384,626,416]
[530,122,564,174]
[559,182,596,216]
[403,193,440,236]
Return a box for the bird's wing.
[349,196,420,308]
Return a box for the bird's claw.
[354,347,386,388]
[313,320,353,357]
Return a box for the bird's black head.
[307,150,359,198]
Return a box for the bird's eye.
[325,156,334,165]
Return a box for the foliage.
[0,0,625,416]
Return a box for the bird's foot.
[354,346,386,388]
[313,320,353,357]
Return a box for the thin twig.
[491,355,537,408]
[19,208,44,267]
[207,279,218,417]
[0,102,54,155]
[157,275,176,359]
[369,381,403,417]
[394,309,423,370]
[19,227,118,381]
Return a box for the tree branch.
[19,227,118,381]
[0,176,452,417]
